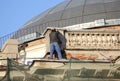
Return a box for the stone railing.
[65,30,120,50]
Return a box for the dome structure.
[23,0,120,28]
[17,0,120,42]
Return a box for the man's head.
[51,28,56,32]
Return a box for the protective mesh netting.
[0,58,41,81]
[1,58,120,81]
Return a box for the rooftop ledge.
[63,18,120,30]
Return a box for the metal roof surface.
[16,0,120,40]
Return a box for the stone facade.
[44,26,120,61]
[64,26,120,60]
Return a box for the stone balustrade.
[65,30,120,50]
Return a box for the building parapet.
[65,30,120,50]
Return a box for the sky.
[0,0,65,37]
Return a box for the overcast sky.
[0,0,64,37]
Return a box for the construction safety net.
[0,58,120,81]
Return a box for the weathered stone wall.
[65,26,120,60]
[19,38,46,65]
